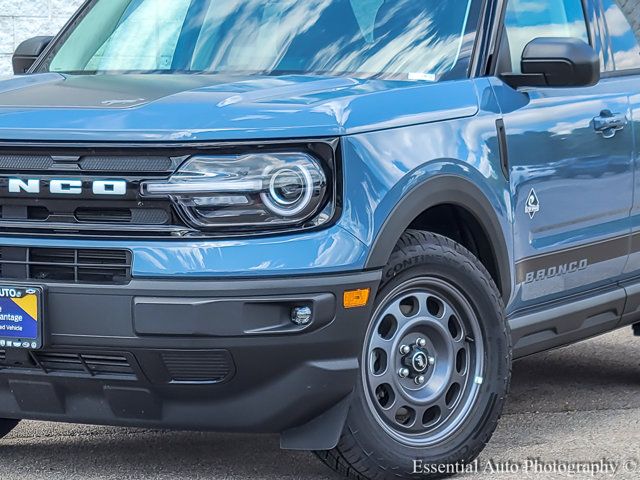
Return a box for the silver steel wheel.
[363,276,485,447]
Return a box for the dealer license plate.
[0,286,43,350]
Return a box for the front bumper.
[0,270,381,448]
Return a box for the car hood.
[0,73,478,142]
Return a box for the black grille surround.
[0,141,339,239]
[0,246,131,284]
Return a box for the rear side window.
[503,0,589,73]
[602,0,640,71]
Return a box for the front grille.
[0,350,137,380]
[73,207,170,225]
[0,155,174,173]
[0,151,190,237]
[161,351,234,384]
[0,246,131,284]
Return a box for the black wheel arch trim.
[365,175,512,302]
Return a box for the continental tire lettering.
[385,255,430,280]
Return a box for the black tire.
[0,419,19,439]
[315,231,511,480]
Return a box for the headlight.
[141,152,332,231]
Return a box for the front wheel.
[316,231,511,480]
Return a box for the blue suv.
[0,0,638,478]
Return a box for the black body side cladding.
[509,288,625,358]
[510,275,640,358]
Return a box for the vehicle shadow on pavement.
[3,428,343,480]
[506,329,640,415]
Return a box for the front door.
[495,0,634,310]
[599,0,640,281]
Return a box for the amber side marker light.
[343,288,371,309]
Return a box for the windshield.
[41,0,476,81]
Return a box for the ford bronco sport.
[0,0,639,478]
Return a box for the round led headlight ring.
[261,165,315,217]
[269,168,305,206]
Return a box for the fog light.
[291,306,312,325]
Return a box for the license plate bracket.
[0,286,44,350]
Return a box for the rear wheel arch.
[365,175,512,302]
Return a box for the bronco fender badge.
[525,188,540,219]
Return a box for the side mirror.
[12,36,54,74]
[501,37,600,89]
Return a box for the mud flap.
[280,393,352,451]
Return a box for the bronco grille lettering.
[8,179,39,193]
[6,179,127,196]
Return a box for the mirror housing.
[12,36,54,74]
[501,37,600,89]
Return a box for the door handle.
[593,110,628,139]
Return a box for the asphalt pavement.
[2,328,639,480]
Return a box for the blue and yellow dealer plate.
[0,286,43,350]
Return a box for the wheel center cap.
[411,351,429,373]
